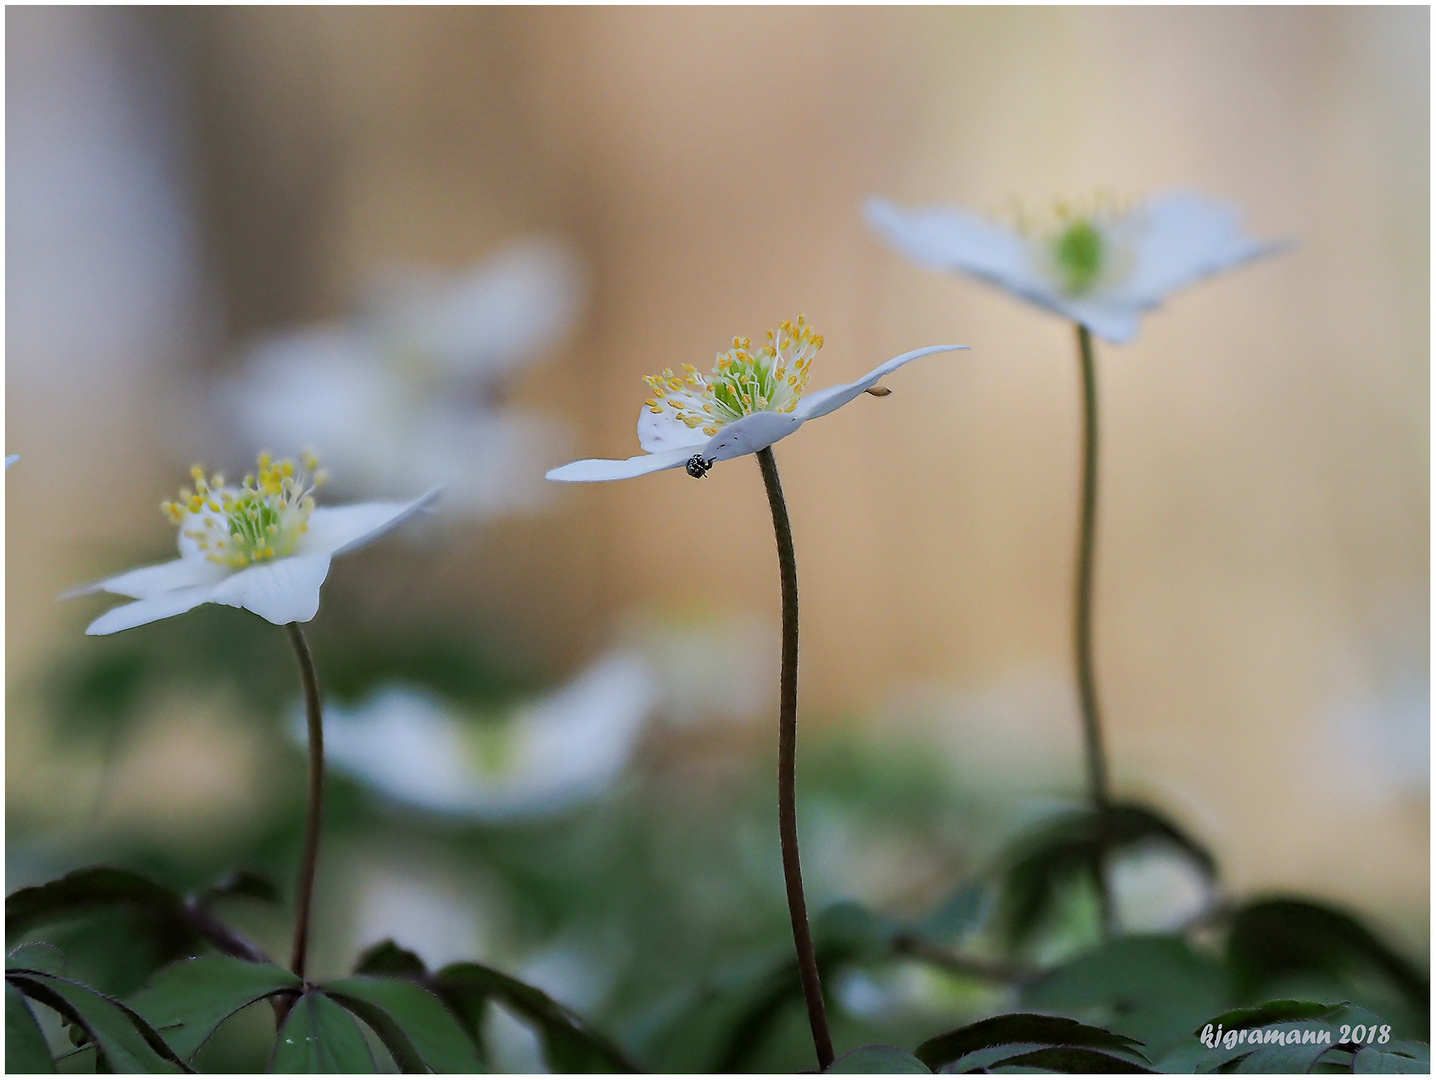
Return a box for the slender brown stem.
[1074,323,1114,936]
[755,446,834,1071]
[285,622,325,981]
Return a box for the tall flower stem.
[285,622,325,981]
[755,446,834,1071]
[1073,323,1114,935]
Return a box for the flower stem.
[755,446,834,1072]
[285,622,325,981]
[1074,323,1114,936]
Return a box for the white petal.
[300,489,441,558]
[70,557,229,601]
[5,454,18,470]
[546,447,696,483]
[701,411,805,462]
[637,405,708,453]
[796,344,968,421]
[866,197,1054,305]
[85,584,218,636]
[1116,192,1286,307]
[1054,300,1143,346]
[208,553,333,625]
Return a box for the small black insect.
[686,455,714,479]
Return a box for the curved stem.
[1074,324,1114,935]
[285,622,325,981]
[755,446,834,1071]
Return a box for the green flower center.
[1052,218,1105,295]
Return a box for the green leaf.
[323,977,483,1073]
[6,867,185,939]
[7,982,57,1072]
[128,955,301,1061]
[436,961,637,1073]
[1157,1002,1356,1073]
[1227,898,1429,1012]
[6,970,188,1073]
[995,802,1217,946]
[194,870,280,908]
[7,942,67,978]
[813,901,902,963]
[353,940,428,979]
[1002,1046,1156,1072]
[915,1012,1149,1072]
[825,1044,932,1073]
[1354,1041,1431,1073]
[910,880,988,942]
[270,991,376,1073]
[1022,935,1229,1055]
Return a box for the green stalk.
[285,622,325,980]
[756,446,835,1071]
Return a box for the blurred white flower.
[73,451,437,634]
[314,652,660,820]
[5,455,18,469]
[866,192,1284,345]
[220,236,585,520]
[547,316,964,483]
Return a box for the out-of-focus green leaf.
[193,870,280,908]
[995,802,1217,947]
[6,969,188,1073]
[7,981,57,1072]
[127,955,300,1061]
[6,867,185,939]
[814,902,902,963]
[323,976,483,1073]
[914,1012,1149,1072]
[1227,898,1429,1015]
[270,991,376,1073]
[909,880,988,942]
[1353,1041,1431,1073]
[1022,934,1229,1055]
[1003,1045,1156,1071]
[825,1044,931,1073]
[436,961,636,1073]
[353,939,428,979]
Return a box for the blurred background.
[6,6,1428,1071]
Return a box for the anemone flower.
[312,652,658,820]
[868,191,1285,933]
[70,452,437,984]
[219,237,584,521]
[547,317,966,1070]
[76,453,438,635]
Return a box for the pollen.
[639,315,823,433]
[163,451,323,568]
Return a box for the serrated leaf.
[7,942,67,978]
[270,991,376,1073]
[1229,1024,1346,1073]
[1354,1041,1431,1073]
[915,1012,1148,1071]
[1001,1045,1156,1072]
[826,1044,931,1073]
[436,961,636,1073]
[128,955,300,1061]
[7,970,188,1073]
[353,940,428,979]
[7,982,57,1072]
[1227,898,1429,1012]
[323,977,483,1073]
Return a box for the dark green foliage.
[353,939,428,979]
[7,981,58,1072]
[435,960,638,1073]
[825,1044,932,1073]
[127,956,300,1062]
[6,969,190,1073]
[1226,898,1428,1023]
[995,801,1217,947]
[322,977,484,1073]
[915,1012,1152,1072]
[269,991,376,1073]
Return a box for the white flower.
[312,652,659,820]
[74,452,438,635]
[866,192,1284,345]
[5,455,17,469]
[218,237,584,519]
[546,316,965,483]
